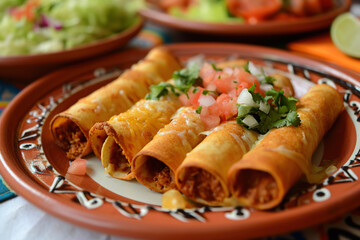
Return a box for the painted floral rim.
[1,43,360,240]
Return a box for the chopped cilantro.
[260,75,276,85]
[196,106,202,114]
[257,68,275,85]
[146,61,202,100]
[172,61,202,96]
[202,90,218,96]
[145,82,178,100]
[236,84,300,134]
[211,63,223,71]
[243,61,250,73]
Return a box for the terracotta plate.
[1,43,360,240]
[0,17,143,84]
[139,0,351,36]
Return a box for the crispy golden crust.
[92,97,182,180]
[176,121,258,206]
[50,47,181,159]
[228,84,344,210]
[132,107,206,193]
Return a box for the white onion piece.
[198,94,216,107]
[186,54,204,68]
[260,84,273,93]
[223,67,233,75]
[242,115,259,128]
[237,89,258,107]
[259,101,270,114]
[206,82,217,91]
[248,61,262,76]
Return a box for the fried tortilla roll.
[50,47,181,159]
[228,84,343,210]
[132,107,206,193]
[175,121,258,206]
[91,96,181,180]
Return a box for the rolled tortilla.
[228,84,344,210]
[50,47,181,159]
[132,107,206,193]
[175,121,258,206]
[91,96,181,180]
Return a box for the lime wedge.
[330,13,360,58]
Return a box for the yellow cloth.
[287,33,360,74]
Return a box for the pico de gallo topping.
[146,58,300,132]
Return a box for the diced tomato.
[179,94,191,106]
[67,158,87,176]
[226,0,283,20]
[199,106,221,130]
[216,94,238,120]
[200,63,219,88]
[179,87,205,107]
[227,81,250,98]
[192,61,265,129]
[212,69,238,93]
[10,0,39,21]
[233,70,261,95]
[200,63,261,95]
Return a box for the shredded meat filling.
[179,167,225,203]
[145,158,176,191]
[54,120,87,159]
[110,143,131,173]
[234,170,278,206]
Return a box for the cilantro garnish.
[145,82,178,100]
[243,61,250,73]
[211,63,223,71]
[236,84,300,134]
[196,106,202,114]
[259,69,275,85]
[193,87,200,93]
[146,61,202,100]
[202,90,218,96]
[172,61,202,97]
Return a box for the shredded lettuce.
[168,0,244,23]
[0,0,143,56]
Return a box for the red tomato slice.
[10,0,39,21]
[67,158,87,176]
[226,0,283,20]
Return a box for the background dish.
[1,43,360,240]
[0,17,143,84]
[139,0,351,36]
